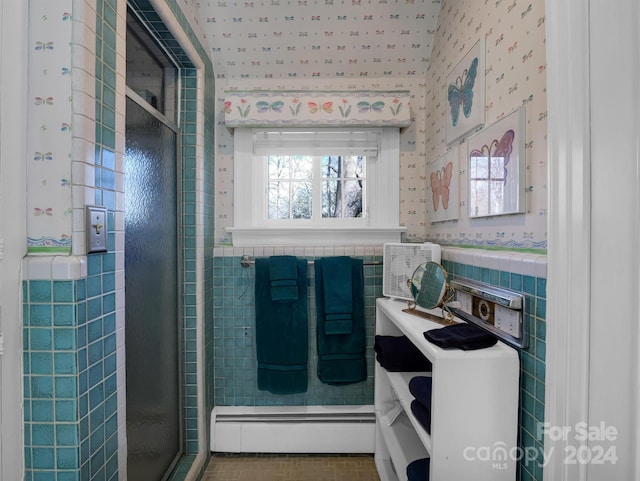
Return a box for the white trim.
[587,1,640,479]
[441,247,546,279]
[210,405,376,454]
[21,255,87,280]
[0,1,28,479]
[544,1,592,479]
[227,226,405,247]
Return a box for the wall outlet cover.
[86,205,108,254]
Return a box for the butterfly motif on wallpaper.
[357,100,385,113]
[308,101,333,114]
[430,161,453,212]
[469,129,515,181]
[256,100,284,113]
[447,56,478,127]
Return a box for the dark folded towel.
[406,457,430,481]
[315,257,367,385]
[411,399,432,434]
[374,335,432,372]
[408,376,433,408]
[255,257,308,394]
[424,322,498,350]
[268,255,299,302]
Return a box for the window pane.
[268,181,290,219]
[322,180,340,218]
[269,180,313,219]
[343,155,365,179]
[291,181,312,219]
[343,180,363,218]
[268,156,290,180]
[321,156,341,178]
[290,156,313,179]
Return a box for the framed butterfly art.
[445,39,485,145]
[467,107,526,218]
[428,147,459,223]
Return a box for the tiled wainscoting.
[23,256,118,481]
[212,246,384,407]
[442,247,547,481]
[212,245,546,481]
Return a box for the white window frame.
[228,127,405,246]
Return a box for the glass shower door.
[124,95,182,481]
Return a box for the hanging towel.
[321,256,353,335]
[406,457,430,481]
[374,335,433,372]
[424,322,498,350]
[315,257,367,385]
[268,255,299,302]
[255,257,308,395]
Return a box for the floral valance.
[224,90,412,127]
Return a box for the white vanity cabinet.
[374,298,519,481]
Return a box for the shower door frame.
[125,85,185,481]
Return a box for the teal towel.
[321,256,353,334]
[314,257,366,385]
[268,255,299,302]
[255,257,308,394]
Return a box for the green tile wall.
[213,256,383,406]
[24,272,118,481]
[442,260,546,481]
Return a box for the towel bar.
[239,255,383,268]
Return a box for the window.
[229,127,404,246]
[267,154,365,220]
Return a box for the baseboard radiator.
[210,405,376,453]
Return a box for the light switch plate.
[86,205,108,254]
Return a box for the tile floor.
[202,454,381,481]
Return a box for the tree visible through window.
[268,155,313,219]
[267,154,365,221]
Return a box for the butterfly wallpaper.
[446,38,485,144]
[426,0,547,251]
[429,147,459,223]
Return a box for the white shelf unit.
[374,298,519,481]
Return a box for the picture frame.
[467,107,526,218]
[428,146,459,223]
[445,38,485,145]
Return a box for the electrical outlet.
[86,205,108,254]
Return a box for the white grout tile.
[442,247,547,279]
[520,255,538,277]
[22,257,52,279]
[51,255,87,280]
[535,256,548,279]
